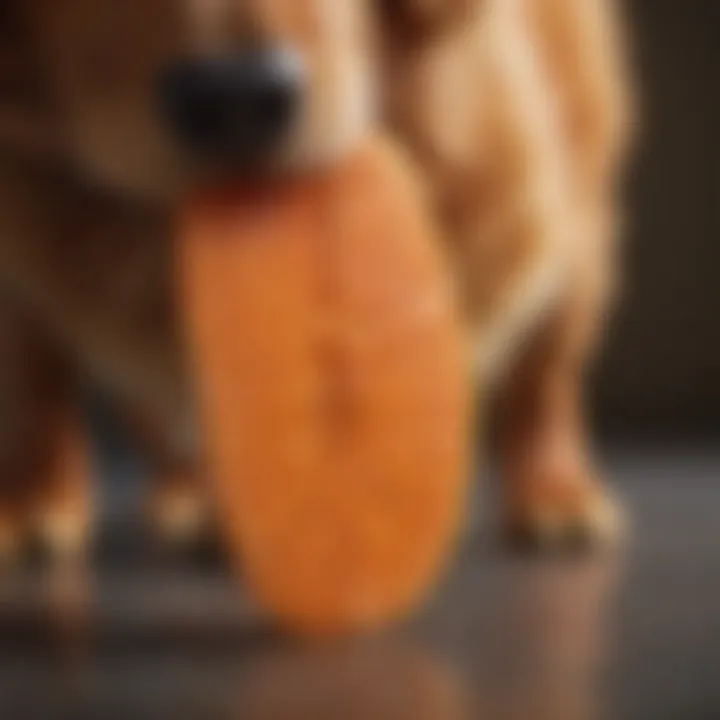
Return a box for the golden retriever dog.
[0,0,633,561]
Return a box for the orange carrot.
[178,137,470,636]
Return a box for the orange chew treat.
[178,137,470,636]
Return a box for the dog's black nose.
[160,49,304,164]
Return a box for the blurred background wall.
[593,0,719,442]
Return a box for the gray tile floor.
[1,449,719,719]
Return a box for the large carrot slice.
[178,137,470,636]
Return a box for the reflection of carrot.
[178,138,470,636]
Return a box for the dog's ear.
[0,0,58,156]
[378,0,479,44]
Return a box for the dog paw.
[147,482,212,549]
[32,505,91,563]
[503,474,625,552]
[0,497,90,568]
[146,483,228,567]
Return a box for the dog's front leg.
[0,298,91,563]
[125,405,215,558]
[496,207,624,550]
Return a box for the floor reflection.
[0,551,623,720]
[464,553,622,720]
[229,639,469,720]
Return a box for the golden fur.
[0,0,633,556]
[381,0,634,542]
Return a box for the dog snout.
[159,49,304,166]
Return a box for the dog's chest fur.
[0,157,185,420]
